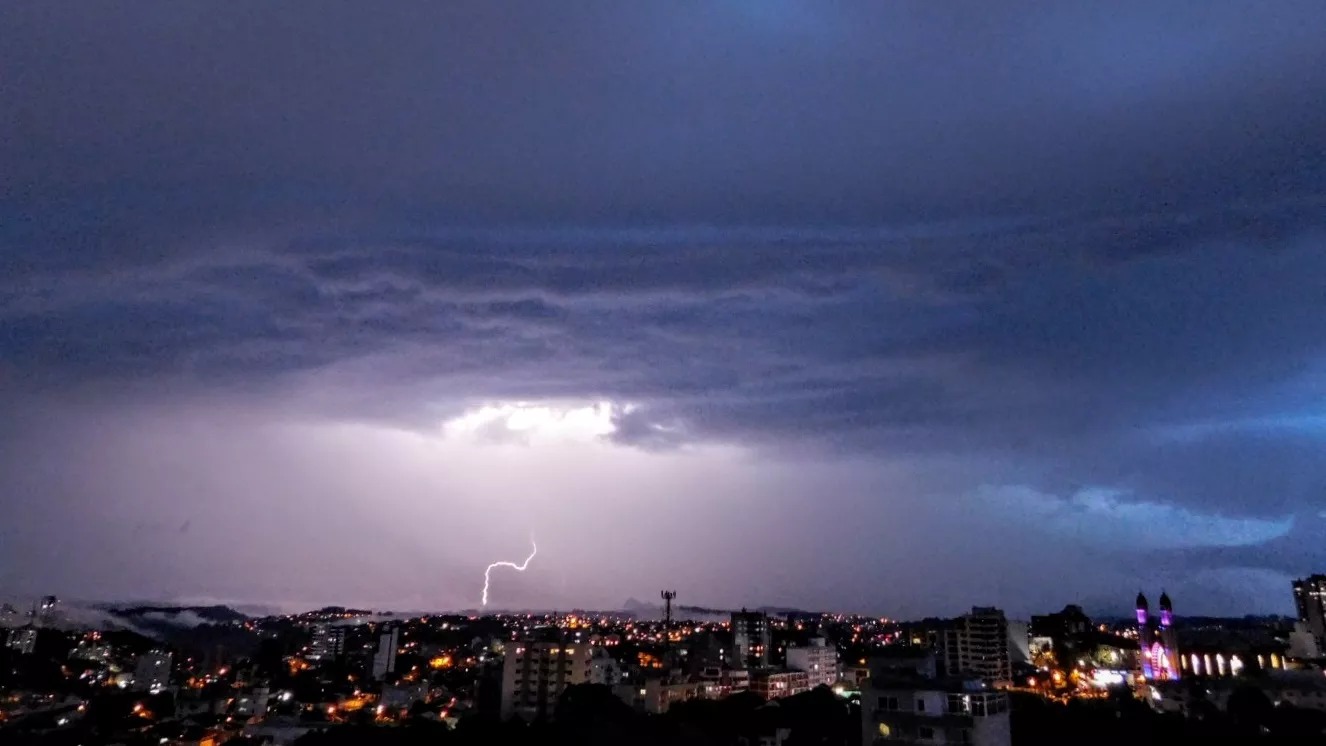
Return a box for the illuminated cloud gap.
[480,535,537,607]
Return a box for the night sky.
[2,2,1325,618]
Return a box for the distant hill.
[621,598,811,622]
[624,598,790,623]
[106,604,249,629]
[76,604,258,659]
[1,597,248,637]
[622,597,711,621]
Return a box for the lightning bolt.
[481,535,537,607]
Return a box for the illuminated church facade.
[1136,591,1180,681]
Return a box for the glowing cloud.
[445,401,618,444]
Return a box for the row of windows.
[948,694,1008,716]
[513,660,591,669]
[875,693,1008,717]
[875,723,974,743]
[875,695,945,714]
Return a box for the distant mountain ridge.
[1,598,249,638]
[620,597,810,621]
[105,604,249,627]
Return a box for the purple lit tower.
[1135,591,1180,681]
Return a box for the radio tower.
[661,590,677,671]
[661,590,677,629]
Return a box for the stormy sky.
[2,2,1325,618]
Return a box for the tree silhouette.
[1226,684,1274,735]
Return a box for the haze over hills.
[1,597,249,636]
[620,597,813,622]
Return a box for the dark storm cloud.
[4,2,1326,221]
[5,221,1323,509]
[2,1,1325,613]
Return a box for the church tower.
[1137,590,1179,681]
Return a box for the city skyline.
[3,3,1326,617]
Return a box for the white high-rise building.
[786,637,838,688]
[371,627,399,680]
[500,640,592,721]
[308,625,346,661]
[6,626,38,655]
[935,607,1011,685]
[134,650,173,692]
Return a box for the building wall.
[971,710,1013,746]
[937,608,1011,684]
[1288,621,1322,660]
[617,678,703,714]
[750,670,810,700]
[309,625,346,661]
[786,639,838,688]
[1006,621,1030,665]
[589,649,624,686]
[1293,575,1326,649]
[5,627,38,655]
[500,641,592,721]
[862,683,1010,746]
[732,611,771,669]
[1149,672,1326,717]
[371,627,399,680]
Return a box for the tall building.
[786,637,838,688]
[1288,622,1322,660]
[5,626,38,655]
[134,649,174,692]
[862,651,1010,746]
[750,669,811,699]
[1030,604,1090,641]
[589,647,625,686]
[684,632,727,675]
[1292,574,1326,650]
[308,624,346,661]
[935,607,1011,685]
[371,626,399,680]
[1006,620,1030,666]
[38,596,58,625]
[731,610,771,669]
[500,640,593,721]
[1136,592,1180,681]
